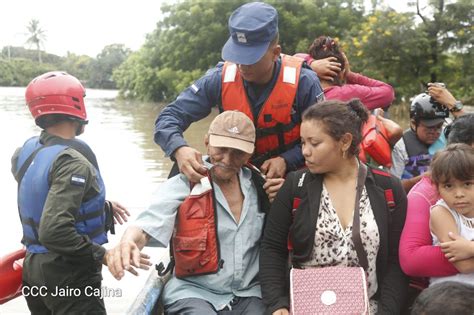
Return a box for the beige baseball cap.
[208,111,256,154]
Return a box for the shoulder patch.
[70,174,86,187]
[190,83,199,94]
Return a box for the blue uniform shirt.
[154,57,324,171]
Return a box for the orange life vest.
[359,114,392,167]
[172,175,221,278]
[171,165,269,278]
[221,55,303,166]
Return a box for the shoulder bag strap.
[352,162,369,270]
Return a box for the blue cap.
[221,2,278,65]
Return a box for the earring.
[342,150,348,159]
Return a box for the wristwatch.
[450,100,463,112]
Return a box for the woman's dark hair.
[430,143,474,185]
[446,113,474,146]
[302,99,369,156]
[308,36,345,85]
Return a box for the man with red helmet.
[11,71,131,314]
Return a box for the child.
[429,143,474,286]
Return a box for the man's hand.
[310,56,341,81]
[260,156,287,179]
[440,232,474,262]
[103,240,151,280]
[272,308,289,315]
[263,178,285,202]
[109,201,130,225]
[174,146,206,182]
[427,83,456,110]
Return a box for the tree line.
[114,0,472,104]
[1,0,472,104]
[0,44,130,89]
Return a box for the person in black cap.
[390,85,466,192]
[154,1,324,184]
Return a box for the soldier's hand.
[174,146,206,182]
[103,241,151,280]
[260,156,286,179]
[109,201,130,225]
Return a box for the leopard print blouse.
[300,184,380,314]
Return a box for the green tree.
[412,0,473,98]
[88,44,131,89]
[114,0,367,102]
[26,19,46,63]
[60,52,93,83]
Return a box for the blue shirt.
[154,57,324,171]
[134,159,265,310]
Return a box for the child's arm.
[430,205,474,273]
[440,232,474,262]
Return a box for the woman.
[399,114,474,310]
[295,36,395,110]
[260,99,408,314]
[296,36,402,168]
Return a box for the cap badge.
[228,126,240,134]
[236,32,247,43]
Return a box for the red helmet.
[25,71,87,123]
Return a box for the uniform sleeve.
[281,68,324,170]
[134,174,190,247]
[38,152,105,264]
[153,66,223,157]
[345,72,395,110]
[399,187,458,277]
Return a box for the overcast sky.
[0,0,417,58]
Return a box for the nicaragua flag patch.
[71,174,86,187]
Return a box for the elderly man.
[154,2,324,183]
[106,111,270,314]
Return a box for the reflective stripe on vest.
[221,55,303,165]
[17,137,107,253]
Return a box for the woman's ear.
[340,132,353,151]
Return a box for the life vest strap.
[76,208,104,222]
[255,120,297,138]
[88,225,106,239]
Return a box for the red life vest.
[359,114,392,167]
[171,164,269,278]
[221,55,303,165]
[172,175,221,278]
